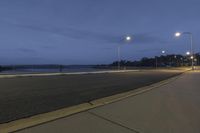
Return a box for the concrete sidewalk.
[15,71,200,133]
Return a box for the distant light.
[174,55,177,58]
[175,32,181,37]
[126,36,132,41]
[162,50,166,54]
[186,51,190,55]
[191,56,194,59]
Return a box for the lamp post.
[175,32,194,70]
[118,36,132,70]
[155,50,166,69]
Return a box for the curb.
[0,103,94,133]
[0,70,140,79]
[0,72,186,133]
[90,73,183,106]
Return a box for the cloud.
[18,48,37,53]
[130,33,169,44]
[2,19,118,44]
[1,18,169,46]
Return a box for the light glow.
[126,36,132,41]
[186,51,190,55]
[175,32,181,37]
[162,50,166,54]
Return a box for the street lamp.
[175,32,194,70]
[126,36,132,41]
[118,36,132,70]
[162,50,166,54]
[155,50,166,69]
[175,32,181,37]
[186,51,190,55]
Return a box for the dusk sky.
[0,0,200,65]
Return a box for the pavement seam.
[88,111,140,133]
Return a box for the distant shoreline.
[0,65,106,74]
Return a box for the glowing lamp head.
[162,50,166,54]
[125,36,132,41]
[186,51,190,55]
[191,56,194,59]
[175,32,181,37]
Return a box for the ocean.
[0,65,106,74]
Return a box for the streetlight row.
[174,32,194,70]
[118,32,195,70]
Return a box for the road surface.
[16,70,200,133]
[0,70,182,124]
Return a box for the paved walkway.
[16,71,200,133]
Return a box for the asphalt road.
[0,70,183,124]
[16,70,200,133]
